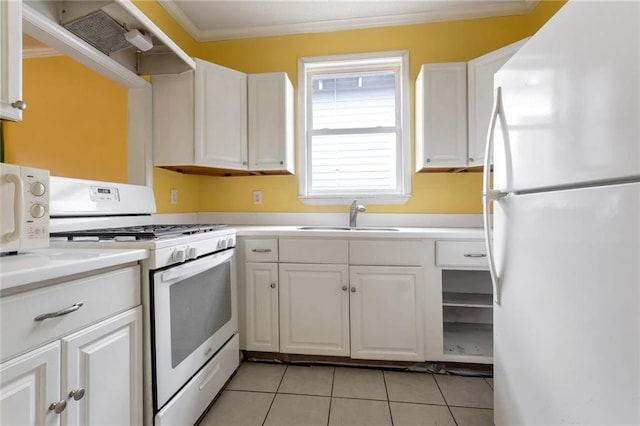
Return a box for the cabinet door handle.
[463,253,487,258]
[34,303,84,321]
[11,100,27,111]
[342,285,348,291]
[68,388,85,401]
[350,287,356,293]
[270,283,276,289]
[49,400,67,414]
[251,248,272,253]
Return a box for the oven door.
[152,248,237,410]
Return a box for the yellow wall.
[3,56,128,182]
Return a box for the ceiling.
[158,0,539,42]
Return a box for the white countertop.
[234,225,485,240]
[0,248,148,294]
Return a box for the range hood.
[58,0,193,75]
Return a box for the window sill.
[298,194,411,206]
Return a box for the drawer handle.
[463,253,487,258]
[34,302,84,322]
[251,248,272,253]
[199,364,221,390]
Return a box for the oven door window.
[168,262,231,367]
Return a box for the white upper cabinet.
[415,39,527,171]
[467,39,529,167]
[196,60,248,169]
[415,62,468,171]
[153,61,294,175]
[248,73,294,173]
[0,0,24,121]
[153,59,248,171]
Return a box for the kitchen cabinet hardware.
[270,283,276,288]
[68,388,85,401]
[463,253,487,258]
[350,287,356,292]
[342,285,348,291]
[34,302,84,322]
[49,399,67,414]
[10,100,26,110]
[251,248,272,253]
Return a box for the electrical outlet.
[253,190,262,205]
[170,188,178,205]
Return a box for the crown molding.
[159,1,539,42]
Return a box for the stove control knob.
[227,237,235,248]
[218,239,228,249]
[172,249,186,263]
[187,247,198,259]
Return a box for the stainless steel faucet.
[349,200,366,228]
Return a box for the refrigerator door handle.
[483,86,508,305]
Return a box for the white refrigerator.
[483,0,640,424]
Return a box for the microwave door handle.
[4,173,24,242]
[483,86,508,305]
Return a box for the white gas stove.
[49,176,239,426]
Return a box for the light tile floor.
[199,362,494,426]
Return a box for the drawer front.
[244,238,279,262]
[279,239,348,264]
[155,334,239,426]
[350,240,424,266]
[1,265,141,362]
[436,241,488,268]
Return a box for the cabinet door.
[349,266,424,361]
[0,0,23,121]
[279,264,350,356]
[195,59,248,169]
[467,39,528,166]
[245,263,279,352]
[248,73,294,173]
[0,342,60,426]
[62,307,142,426]
[415,63,467,170]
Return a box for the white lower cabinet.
[0,308,142,426]
[435,241,493,364]
[278,263,350,356]
[62,308,142,426]
[349,266,425,361]
[0,342,60,426]
[0,265,143,425]
[244,262,279,352]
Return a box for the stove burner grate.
[51,224,228,241]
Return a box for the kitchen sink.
[297,226,399,231]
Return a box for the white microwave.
[0,163,50,254]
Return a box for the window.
[298,51,411,204]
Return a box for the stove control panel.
[161,232,236,268]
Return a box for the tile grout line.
[327,367,336,426]
[434,375,459,426]
[382,370,394,426]
[260,364,288,426]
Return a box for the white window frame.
[298,51,411,205]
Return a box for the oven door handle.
[160,249,234,283]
